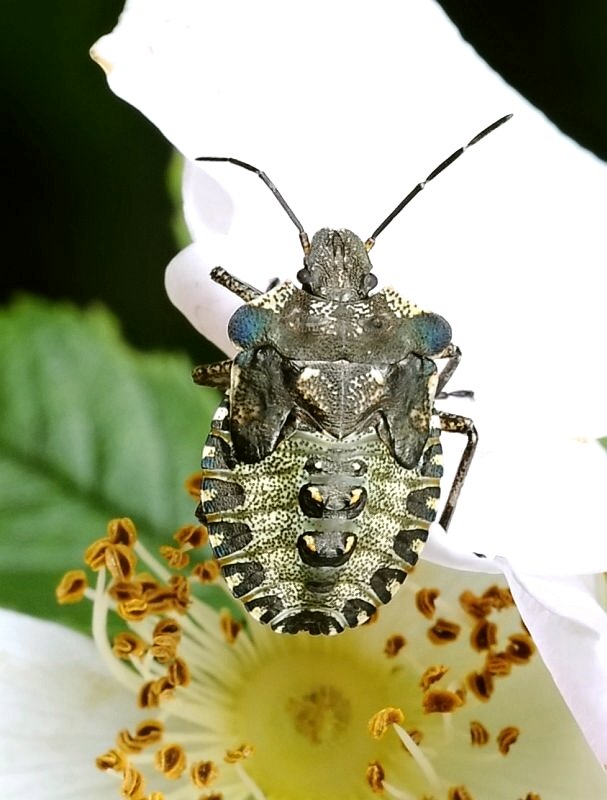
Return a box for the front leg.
[192,359,232,389]
[437,410,478,531]
[435,343,474,400]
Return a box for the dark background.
[3,1,605,361]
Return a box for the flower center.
[287,684,351,744]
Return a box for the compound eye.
[297,267,311,286]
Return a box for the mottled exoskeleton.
[193,116,511,635]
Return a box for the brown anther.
[365,760,385,794]
[84,538,111,571]
[184,472,203,499]
[138,677,175,709]
[459,589,492,619]
[466,670,494,702]
[384,634,406,657]
[117,728,147,754]
[422,689,464,713]
[519,794,541,800]
[448,787,474,800]
[191,760,219,788]
[220,610,243,644]
[154,618,181,637]
[481,584,514,610]
[56,570,88,604]
[135,720,164,746]
[151,630,181,663]
[145,589,177,615]
[368,707,405,739]
[506,633,535,664]
[174,523,208,548]
[107,517,138,546]
[484,652,512,677]
[224,743,254,763]
[147,793,165,800]
[159,545,190,569]
[469,720,490,746]
[416,587,440,618]
[118,597,149,622]
[200,794,223,800]
[112,631,148,659]
[121,764,146,799]
[427,618,461,644]
[155,743,187,779]
[470,619,498,652]
[105,543,137,582]
[96,749,126,771]
[407,729,423,747]
[419,664,449,690]
[193,559,221,583]
[169,575,191,611]
[168,656,191,687]
[497,725,520,755]
[108,580,143,602]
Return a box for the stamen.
[55,570,88,604]
[368,707,405,738]
[469,720,490,746]
[224,743,255,763]
[174,522,208,547]
[427,618,461,644]
[366,760,385,794]
[466,670,494,702]
[416,587,440,618]
[484,652,512,677]
[384,634,407,657]
[96,749,126,771]
[220,610,243,644]
[184,471,203,499]
[481,584,514,610]
[506,633,535,664]
[422,689,464,713]
[497,725,520,755]
[193,559,221,583]
[392,723,441,792]
[167,656,191,687]
[155,743,187,779]
[159,545,190,569]
[448,787,474,800]
[107,517,138,546]
[419,664,449,690]
[470,619,497,651]
[191,760,219,788]
[121,764,145,798]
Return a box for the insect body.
[193,116,511,635]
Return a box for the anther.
[191,760,219,788]
[107,517,138,546]
[469,720,490,746]
[220,610,243,644]
[497,725,520,755]
[224,743,254,763]
[427,618,461,644]
[112,631,148,659]
[159,545,190,569]
[365,760,385,794]
[155,743,187,779]
[416,587,439,618]
[470,619,497,651]
[121,764,145,798]
[368,707,405,738]
[419,664,449,690]
[448,787,474,800]
[384,634,406,657]
[466,670,494,702]
[422,690,464,713]
[193,559,221,583]
[505,633,535,664]
[174,522,208,548]
[55,570,88,604]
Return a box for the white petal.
[498,564,607,766]
[442,435,607,573]
[0,610,136,799]
[95,1,607,433]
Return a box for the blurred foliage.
[0,298,219,629]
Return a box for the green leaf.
[0,297,218,627]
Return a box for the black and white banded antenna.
[364,114,512,251]
[195,156,311,255]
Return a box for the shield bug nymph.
[192,115,511,635]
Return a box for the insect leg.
[210,267,262,302]
[435,344,474,400]
[192,359,232,388]
[437,411,478,531]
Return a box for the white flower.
[88,0,607,770]
[3,518,603,799]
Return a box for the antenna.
[196,156,310,254]
[365,114,513,250]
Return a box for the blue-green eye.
[412,313,452,355]
[228,305,269,347]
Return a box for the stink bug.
[193,115,511,635]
